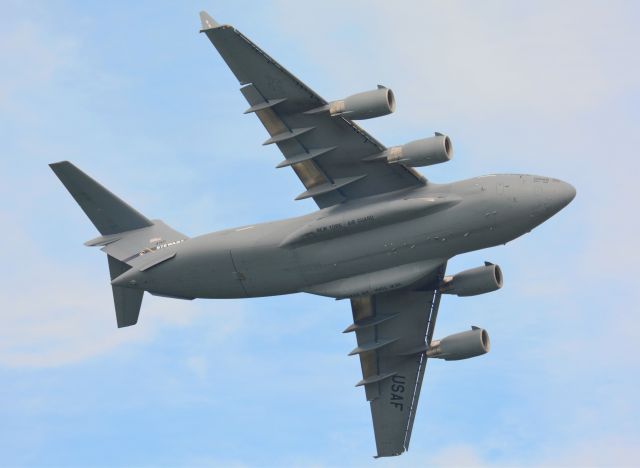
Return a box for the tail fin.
[108,255,144,327]
[50,161,188,328]
[49,161,152,235]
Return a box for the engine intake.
[386,134,453,167]
[441,262,503,297]
[326,86,396,120]
[427,327,490,361]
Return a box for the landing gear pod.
[441,262,503,297]
[427,327,490,361]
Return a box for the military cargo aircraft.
[49,11,576,457]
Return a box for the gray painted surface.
[49,11,576,458]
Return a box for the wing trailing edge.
[348,263,447,457]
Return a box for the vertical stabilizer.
[49,161,152,235]
[108,255,143,327]
[112,286,144,327]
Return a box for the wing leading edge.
[199,11,443,456]
[199,11,425,208]
[346,263,447,457]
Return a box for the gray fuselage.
[113,174,575,299]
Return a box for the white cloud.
[0,19,75,110]
[185,355,208,380]
[543,437,640,467]
[411,437,640,467]
[274,1,638,121]
[0,5,251,368]
[270,1,640,274]
[261,2,640,464]
[1,3,639,464]
[423,444,488,467]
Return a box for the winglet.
[199,11,220,31]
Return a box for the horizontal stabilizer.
[50,161,152,235]
[95,220,187,266]
[51,163,188,329]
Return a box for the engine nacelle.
[441,263,503,297]
[385,134,453,167]
[427,327,490,361]
[328,86,396,120]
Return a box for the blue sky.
[1,1,639,466]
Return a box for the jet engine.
[441,262,503,297]
[427,327,490,361]
[384,133,453,167]
[324,86,396,120]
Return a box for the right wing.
[199,12,425,208]
[346,263,447,457]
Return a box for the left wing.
[345,263,447,457]
[199,12,425,208]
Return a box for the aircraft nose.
[552,180,576,211]
[524,176,576,226]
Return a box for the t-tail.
[49,161,188,327]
